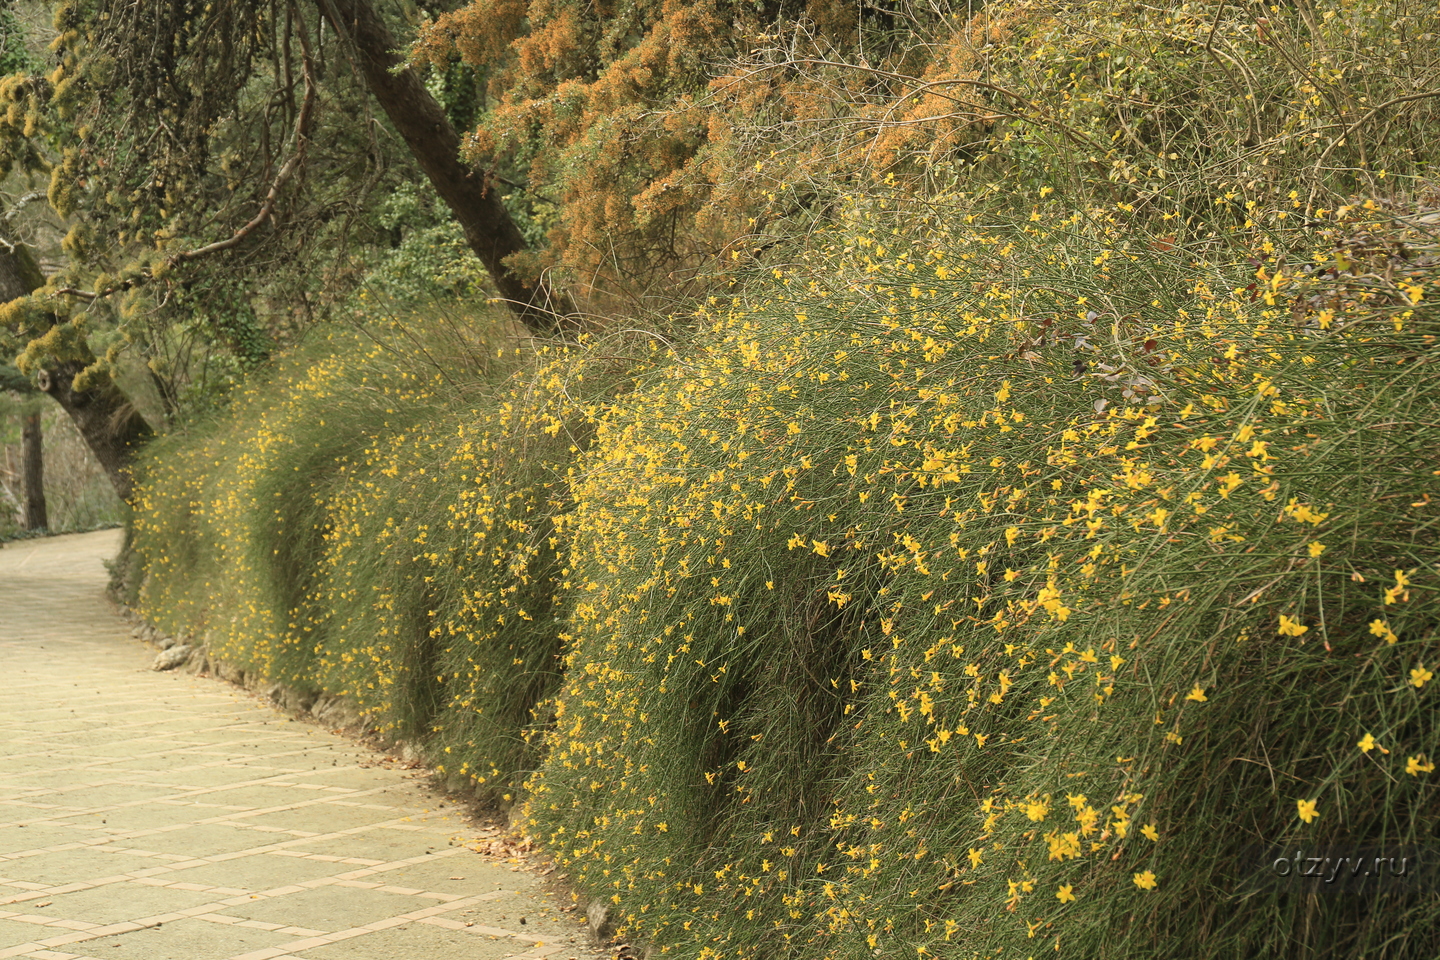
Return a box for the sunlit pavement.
[0,530,598,960]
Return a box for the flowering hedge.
[134,319,647,800]
[525,196,1438,958]
[135,194,1438,957]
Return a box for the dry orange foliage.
[413,0,1021,308]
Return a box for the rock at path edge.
[152,644,193,671]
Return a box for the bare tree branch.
[48,2,319,302]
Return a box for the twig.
[2,191,46,225]
[729,57,1112,156]
[170,3,318,264]
[48,1,320,303]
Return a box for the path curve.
[0,530,598,960]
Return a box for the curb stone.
[151,641,192,670]
[119,607,375,738]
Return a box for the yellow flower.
[1296,799,1319,824]
[1281,499,1328,525]
[1277,615,1308,638]
[1410,664,1433,689]
[1385,569,1412,605]
[1406,755,1435,776]
[1141,823,1159,842]
[1369,619,1399,644]
[1133,871,1157,891]
[1308,542,1325,558]
[1056,884,1076,903]
[1185,685,1207,702]
[1357,733,1378,754]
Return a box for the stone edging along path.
[123,618,373,757]
[0,529,622,960]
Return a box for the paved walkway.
[0,530,600,960]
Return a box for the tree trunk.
[0,239,44,300]
[34,356,151,504]
[0,242,152,504]
[315,0,575,334]
[20,408,46,530]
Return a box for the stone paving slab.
[0,531,602,960]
